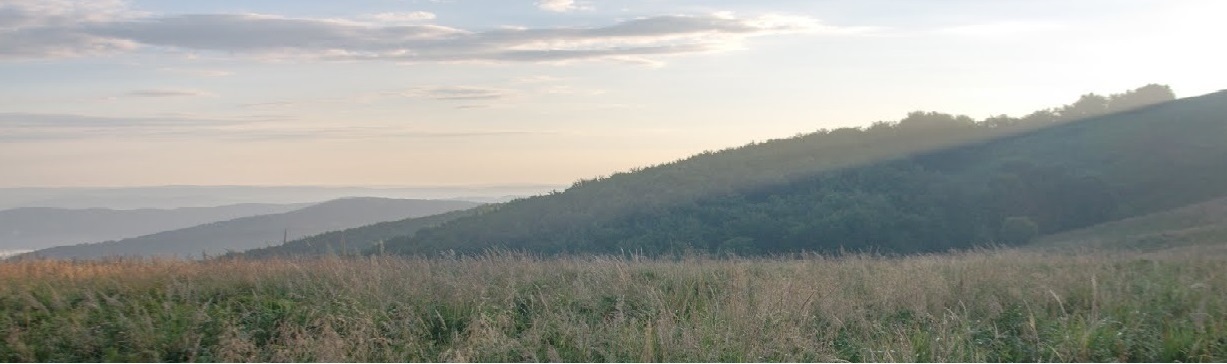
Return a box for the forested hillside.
[20,198,480,259]
[383,85,1227,255]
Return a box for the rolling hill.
[1032,195,1227,252]
[0,185,558,210]
[236,207,486,259]
[0,203,308,251]
[18,198,481,259]
[380,86,1227,255]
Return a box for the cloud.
[240,82,606,112]
[231,128,552,141]
[407,86,510,101]
[124,88,213,98]
[366,11,436,23]
[0,26,137,59]
[513,75,565,83]
[0,0,141,59]
[0,112,256,141]
[0,112,552,141]
[240,101,301,109]
[536,0,580,13]
[0,1,855,65]
[86,14,468,54]
[0,112,243,128]
[157,68,233,77]
[0,0,134,26]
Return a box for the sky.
[1,0,1224,188]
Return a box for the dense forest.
[375,85,1227,255]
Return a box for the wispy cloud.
[236,81,606,112]
[124,88,213,98]
[365,11,437,23]
[0,112,274,129]
[0,0,136,24]
[0,112,254,141]
[407,86,511,101]
[512,75,566,83]
[157,67,233,77]
[239,101,301,109]
[240,86,512,109]
[0,0,140,59]
[536,0,584,13]
[0,1,863,65]
[0,112,553,141]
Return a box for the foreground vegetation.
[2,248,1225,362]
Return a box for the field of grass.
[2,249,1225,362]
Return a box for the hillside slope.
[0,203,308,251]
[20,198,481,259]
[387,87,1227,255]
[1032,196,1227,252]
[237,207,485,259]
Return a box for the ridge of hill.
[18,198,481,259]
[0,203,309,251]
[382,85,1227,255]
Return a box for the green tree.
[1059,93,1110,121]
[1108,84,1176,112]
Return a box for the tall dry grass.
[1,248,1224,362]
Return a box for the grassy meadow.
[2,249,1225,362]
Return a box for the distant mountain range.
[0,203,309,251]
[18,198,482,259]
[0,185,560,210]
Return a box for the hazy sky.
[2,0,1224,187]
